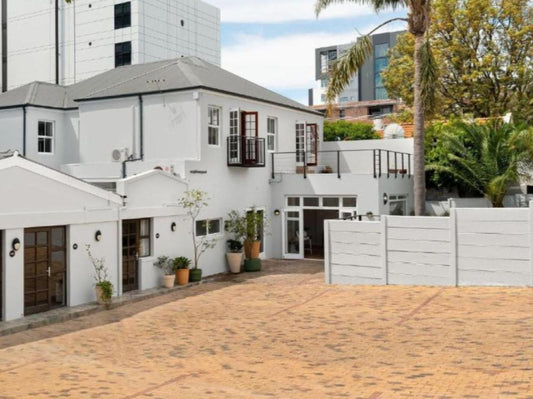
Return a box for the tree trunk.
[413,33,426,216]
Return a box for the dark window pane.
[115,41,132,67]
[196,220,207,236]
[208,219,221,234]
[114,2,131,29]
[303,197,319,207]
[287,197,300,206]
[323,197,339,207]
[342,197,357,207]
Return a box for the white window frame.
[195,218,223,237]
[37,120,54,154]
[267,116,277,152]
[389,194,408,216]
[208,106,221,147]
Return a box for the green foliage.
[96,281,113,301]
[153,256,174,274]
[173,256,191,270]
[225,210,248,242]
[227,239,243,253]
[383,0,533,121]
[178,189,217,269]
[245,207,266,242]
[323,121,379,141]
[426,121,533,207]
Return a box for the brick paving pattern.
[0,259,531,398]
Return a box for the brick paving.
[0,259,531,398]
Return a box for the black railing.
[227,136,266,167]
[271,149,412,179]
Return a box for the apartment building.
[0,57,413,321]
[0,0,220,91]
[310,31,404,119]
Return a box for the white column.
[3,229,24,321]
[450,208,458,287]
[380,216,388,285]
[323,219,331,284]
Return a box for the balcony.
[271,149,412,179]
[227,136,266,167]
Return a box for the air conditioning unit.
[111,148,129,162]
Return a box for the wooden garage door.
[24,227,66,315]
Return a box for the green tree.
[427,122,533,207]
[323,121,379,141]
[315,0,433,216]
[383,0,533,122]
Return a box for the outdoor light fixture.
[274,209,281,216]
[383,193,389,205]
[171,222,177,232]
[94,230,102,242]
[12,238,20,251]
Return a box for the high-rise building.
[0,0,220,91]
[310,31,404,118]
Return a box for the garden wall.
[325,206,533,287]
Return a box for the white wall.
[0,108,23,153]
[325,207,533,287]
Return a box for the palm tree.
[427,122,533,207]
[315,0,433,216]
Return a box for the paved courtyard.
[0,260,531,398]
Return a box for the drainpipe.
[22,105,26,156]
[55,0,59,85]
[121,95,144,178]
[2,0,7,92]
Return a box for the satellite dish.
[384,123,405,139]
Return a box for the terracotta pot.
[226,252,243,273]
[176,269,190,286]
[244,240,261,259]
[162,274,176,288]
[95,285,111,305]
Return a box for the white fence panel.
[325,206,533,287]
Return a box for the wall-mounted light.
[171,222,177,232]
[383,193,389,205]
[156,233,160,239]
[12,238,21,251]
[95,230,102,242]
[274,209,281,216]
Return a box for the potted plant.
[178,189,218,282]
[174,256,191,285]
[243,207,266,272]
[86,245,113,307]
[153,256,176,288]
[225,210,247,273]
[226,239,243,273]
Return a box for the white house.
[0,0,220,91]
[0,56,413,321]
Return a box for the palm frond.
[420,37,437,113]
[325,35,373,113]
[315,0,406,17]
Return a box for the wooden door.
[24,227,66,315]
[122,220,140,292]
[241,111,258,164]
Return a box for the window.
[389,195,407,216]
[296,123,305,162]
[320,78,329,88]
[139,219,151,257]
[322,197,339,207]
[114,2,131,29]
[374,43,389,100]
[38,121,54,153]
[115,41,131,67]
[342,197,357,207]
[196,218,222,236]
[303,197,319,207]
[267,117,277,152]
[287,197,300,207]
[339,108,346,119]
[208,106,221,146]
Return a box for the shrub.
[323,121,379,141]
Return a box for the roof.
[0,151,123,204]
[0,57,320,115]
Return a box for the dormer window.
[38,121,54,154]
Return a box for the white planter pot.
[163,274,176,288]
[226,252,243,274]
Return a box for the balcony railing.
[227,136,266,167]
[271,149,412,179]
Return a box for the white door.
[282,209,303,259]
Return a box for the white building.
[0,57,413,321]
[0,0,220,91]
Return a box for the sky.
[206,0,407,105]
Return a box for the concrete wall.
[325,207,533,287]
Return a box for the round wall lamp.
[73,243,78,250]
[383,193,389,205]
[9,250,15,257]
[12,238,21,251]
[156,233,160,239]
[273,209,281,216]
[171,222,177,232]
[94,230,102,242]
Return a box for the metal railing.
[227,136,266,167]
[271,149,412,179]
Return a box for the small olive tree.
[178,189,217,270]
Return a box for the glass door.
[282,209,303,259]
